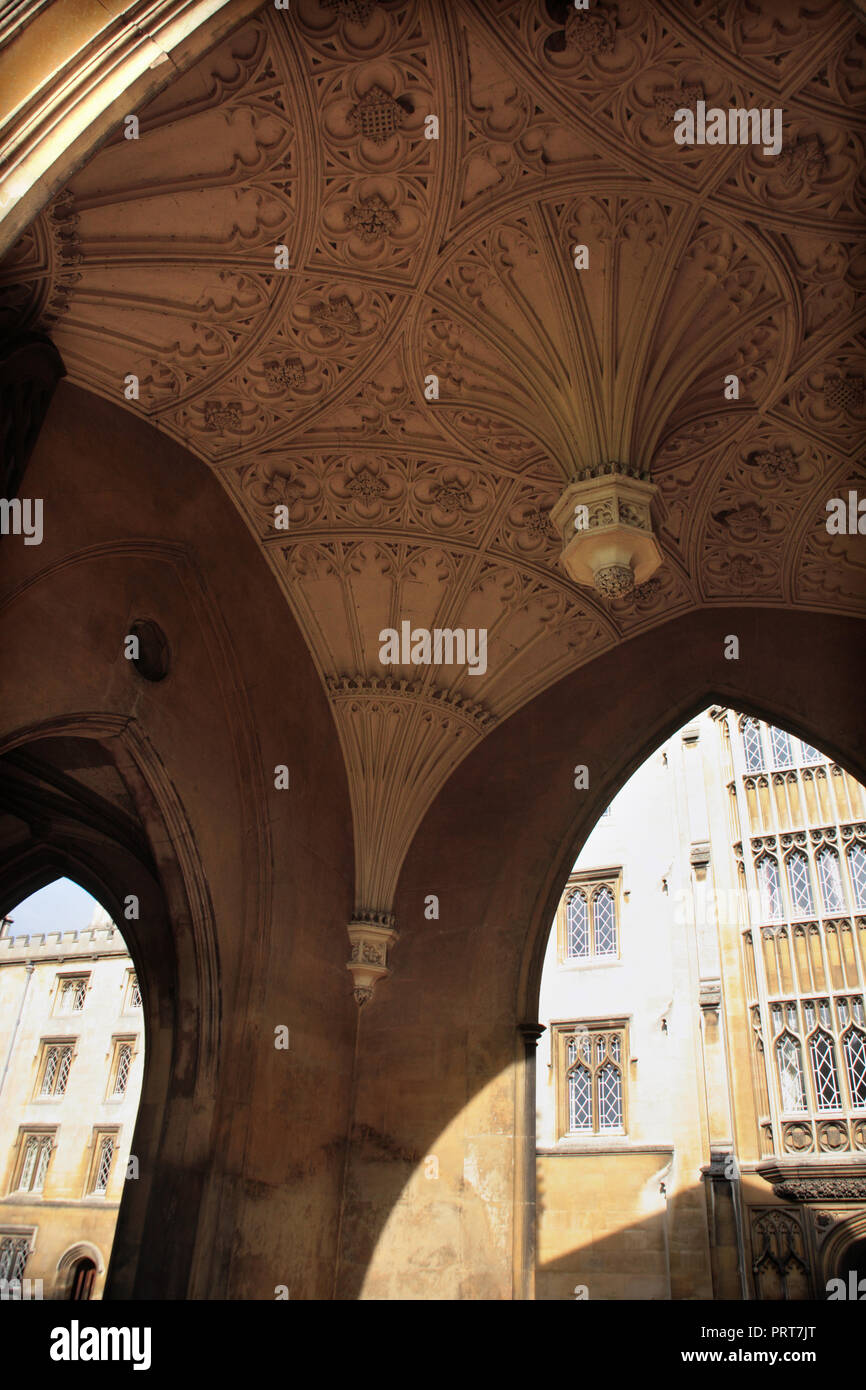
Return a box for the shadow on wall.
[535,1177,865,1301]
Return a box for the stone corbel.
[699,977,722,1018]
[690,841,711,879]
[550,462,662,598]
[346,911,397,1006]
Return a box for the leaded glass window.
[568,1064,592,1131]
[768,997,864,1115]
[742,718,764,772]
[597,1061,623,1129]
[40,1044,73,1097]
[17,1135,52,1192]
[770,726,794,769]
[113,1044,133,1096]
[808,1029,842,1110]
[561,1027,625,1136]
[0,1236,29,1284]
[786,852,813,918]
[58,977,87,1013]
[799,741,823,765]
[848,844,866,910]
[92,1136,115,1194]
[842,1026,866,1108]
[776,1032,807,1112]
[758,856,783,921]
[129,975,142,1009]
[562,878,619,960]
[566,891,589,958]
[817,849,844,915]
[593,887,617,956]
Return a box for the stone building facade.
[536,709,866,1299]
[0,906,142,1300]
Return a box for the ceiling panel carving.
[2,0,864,917]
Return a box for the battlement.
[0,925,130,963]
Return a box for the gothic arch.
[0,714,218,1299]
[819,1210,866,1287]
[0,378,356,1300]
[1,0,864,1301]
[345,603,866,1299]
[57,1242,106,1280]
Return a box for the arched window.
[593,887,617,956]
[848,844,866,910]
[597,1032,624,1129]
[566,1034,592,1131]
[565,891,589,958]
[775,1030,807,1112]
[785,851,813,918]
[561,878,620,960]
[742,718,764,772]
[563,1028,624,1135]
[770,726,794,769]
[841,1025,866,1108]
[804,1002,842,1111]
[758,855,783,921]
[817,848,844,915]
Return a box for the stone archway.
[0,718,217,1300]
[0,381,356,1300]
[819,1210,866,1291]
[57,1242,105,1301]
[1,0,864,1302]
[342,605,866,1299]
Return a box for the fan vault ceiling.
[2,0,864,916]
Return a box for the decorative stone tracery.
[1,0,863,996]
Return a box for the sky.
[3,878,105,938]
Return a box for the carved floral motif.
[4,0,863,957]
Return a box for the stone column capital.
[518,1022,546,1048]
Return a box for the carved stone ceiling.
[3,0,865,917]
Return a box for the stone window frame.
[551,1018,630,1141]
[557,868,623,966]
[738,716,828,775]
[84,1127,121,1198]
[52,972,90,1016]
[33,1037,78,1101]
[767,995,866,1118]
[123,969,142,1013]
[105,1035,138,1102]
[0,1227,37,1285]
[8,1128,57,1196]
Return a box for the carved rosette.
[347,912,398,1006]
[550,463,662,598]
